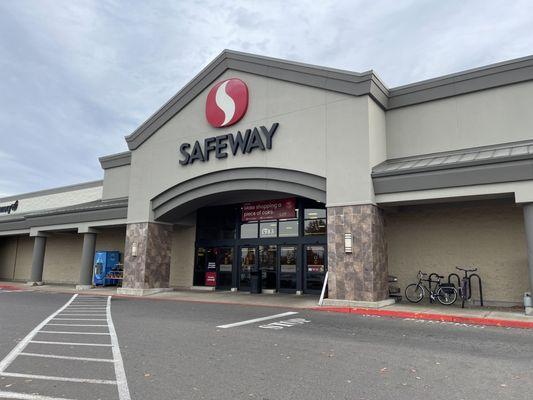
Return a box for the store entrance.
[239,245,299,293]
[195,197,327,294]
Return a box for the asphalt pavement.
[0,290,532,400]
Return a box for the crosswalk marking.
[0,294,131,399]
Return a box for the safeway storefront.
[2,51,533,308]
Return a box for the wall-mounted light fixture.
[131,242,138,257]
[344,233,353,254]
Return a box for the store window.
[197,206,237,240]
[304,208,327,235]
[260,221,277,238]
[278,209,299,237]
[279,219,299,237]
[240,222,258,238]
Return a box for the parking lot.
[1,290,532,399]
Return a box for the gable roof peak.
[125,49,386,150]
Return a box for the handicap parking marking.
[217,311,299,329]
[402,317,486,329]
[258,317,311,330]
[0,294,131,400]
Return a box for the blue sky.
[1,0,533,196]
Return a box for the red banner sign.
[205,272,217,287]
[242,198,296,222]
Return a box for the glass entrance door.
[239,247,257,291]
[279,246,297,292]
[193,247,207,286]
[259,245,277,291]
[305,245,327,293]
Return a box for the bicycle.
[405,271,458,305]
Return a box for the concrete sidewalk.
[0,281,319,309]
[2,281,532,328]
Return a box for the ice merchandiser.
[93,251,120,286]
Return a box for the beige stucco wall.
[95,228,126,255]
[1,229,125,284]
[42,233,83,284]
[386,81,533,159]
[0,236,18,279]
[127,70,383,222]
[385,200,528,304]
[41,228,126,284]
[169,225,196,287]
[102,165,130,200]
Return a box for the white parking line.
[47,323,108,327]
[0,372,116,385]
[30,340,112,347]
[53,318,107,321]
[0,390,74,400]
[106,296,131,400]
[58,314,107,316]
[216,311,299,329]
[19,353,115,363]
[39,331,110,335]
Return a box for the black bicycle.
[405,271,458,305]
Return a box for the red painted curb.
[0,284,24,291]
[313,306,533,329]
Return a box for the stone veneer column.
[118,222,173,296]
[325,204,393,308]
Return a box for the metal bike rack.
[449,270,484,308]
[468,273,483,308]
[447,273,460,289]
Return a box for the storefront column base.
[296,290,303,296]
[230,287,238,292]
[117,287,173,296]
[26,281,44,286]
[76,285,93,290]
[321,298,395,309]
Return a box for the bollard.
[524,292,532,316]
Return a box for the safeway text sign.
[242,198,296,222]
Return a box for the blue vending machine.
[93,251,121,286]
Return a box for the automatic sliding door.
[239,247,256,291]
[259,245,277,291]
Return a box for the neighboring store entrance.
[194,247,234,290]
[194,197,327,294]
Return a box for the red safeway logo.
[205,78,248,128]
